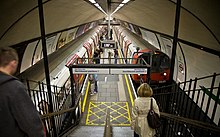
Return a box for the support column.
[69,67,75,105]
[37,0,57,136]
[108,14,111,40]
[107,0,111,40]
[169,0,181,82]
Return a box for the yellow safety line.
[79,75,84,83]
[126,102,131,123]
[118,48,134,106]
[86,101,91,125]
[82,81,90,112]
[124,75,134,106]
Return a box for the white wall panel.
[33,41,42,65]
[20,41,38,73]
[140,28,160,50]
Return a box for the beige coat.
[131,97,160,137]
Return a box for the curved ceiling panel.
[0,0,38,38]
[0,0,219,51]
[0,0,105,47]
[113,0,220,51]
[180,0,220,43]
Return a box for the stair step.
[67,126,133,137]
[112,127,133,137]
[68,126,104,137]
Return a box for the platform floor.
[85,74,131,126]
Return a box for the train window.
[138,53,150,65]
[152,55,158,65]
[160,55,170,69]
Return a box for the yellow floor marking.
[124,75,134,106]
[82,81,90,112]
[126,102,131,123]
[85,100,92,125]
[86,102,131,126]
[118,48,134,106]
[79,75,84,83]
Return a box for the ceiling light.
[122,0,130,4]
[94,3,99,7]
[119,4,124,7]
[89,0,96,3]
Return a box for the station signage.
[72,68,109,74]
[101,40,116,49]
[72,68,147,74]
[111,68,148,74]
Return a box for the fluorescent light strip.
[88,0,107,15]
[122,0,130,4]
[119,4,124,7]
[111,0,130,15]
[89,0,96,4]
[94,3,99,7]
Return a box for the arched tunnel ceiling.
[0,0,219,52]
[0,0,105,47]
[113,0,220,51]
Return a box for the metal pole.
[169,0,181,82]
[108,14,111,40]
[107,0,111,40]
[69,67,75,105]
[37,0,57,136]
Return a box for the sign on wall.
[72,68,147,74]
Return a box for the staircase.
[67,126,133,137]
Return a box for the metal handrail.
[40,94,81,119]
[103,108,112,137]
[40,104,220,134]
[160,112,220,133]
[179,73,220,84]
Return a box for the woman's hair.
[137,83,153,97]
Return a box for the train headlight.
[163,72,167,76]
[138,74,141,76]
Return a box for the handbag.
[147,98,161,129]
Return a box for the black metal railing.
[22,79,82,137]
[40,95,82,137]
[153,73,220,137]
[73,57,149,66]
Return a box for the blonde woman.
[131,83,160,137]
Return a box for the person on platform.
[89,74,98,95]
[0,47,45,137]
[114,49,118,64]
[93,49,100,64]
[108,51,113,64]
[131,83,160,137]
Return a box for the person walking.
[0,47,45,137]
[93,49,100,64]
[114,49,118,64]
[108,51,113,64]
[131,83,160,137]
[93,73,98,93]
[89,74,98,94]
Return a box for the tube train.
[114,26,171,85]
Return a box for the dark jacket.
[0,72,45,137]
